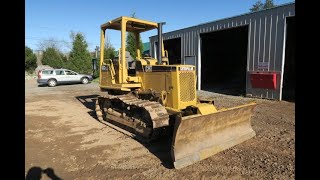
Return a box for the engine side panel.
[136,65,197,110]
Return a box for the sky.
[26,0,294,53]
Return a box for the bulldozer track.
[95,94,169,141]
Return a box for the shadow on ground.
[75,94,100,121]
[26,166,62,180]
[75,95,174,169]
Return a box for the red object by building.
[250,72,277,89]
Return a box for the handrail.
[104,59,116,79]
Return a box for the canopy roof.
[101,16,158,33]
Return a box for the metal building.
[149,2,295,100]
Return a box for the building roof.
[150,2,295,38]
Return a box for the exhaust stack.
[157,22,166,65]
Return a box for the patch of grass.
[92,77,99,83]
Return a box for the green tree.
[42,47,64,68]
[104,35,116,60]
[263,0,275,9]
[126,13,143,59]
[25,46,37,72]
[61,52,69,68]
[250,0,276,12]
[68,32,92,74]
[104,47,115,59]
[250,0,264,12]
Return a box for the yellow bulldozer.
[95,16,257,169]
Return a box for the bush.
[42,47,64,68]
[25,46,37,73]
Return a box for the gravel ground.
[25,79,295,179]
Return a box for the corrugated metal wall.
[150,3,295,100]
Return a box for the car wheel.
[81,77,89,84]
[48,79,57,87]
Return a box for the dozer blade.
[171,102,257,169]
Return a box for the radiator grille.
[179,72,196,102]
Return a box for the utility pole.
[95,46,99,58]
[93,46,99,77]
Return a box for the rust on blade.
[171,102,257,169]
